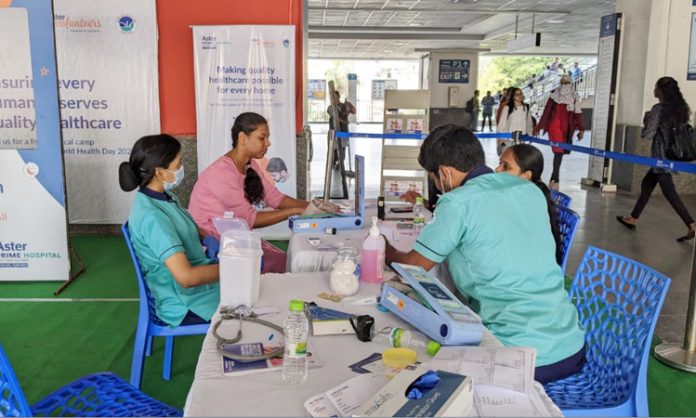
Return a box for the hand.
[577,131,584,141]
[399,190,422,205]
[202,235,220,260]
[532,128,539,137]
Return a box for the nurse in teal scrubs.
[119,134,219,327]
[384,124,586,384]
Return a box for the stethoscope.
[212,305,285,362]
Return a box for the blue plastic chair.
[0,344,179,417]
[555,204,580,274]
[544,246,671,417]
[550,189,572,208]
[121,223,209,389]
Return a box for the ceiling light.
[548,20,566,24]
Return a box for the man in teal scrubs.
[385,124,585,383]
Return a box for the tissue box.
[353,364,473,417]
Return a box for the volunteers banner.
[192,25,297,199]
[0,0,69,281]
[54,0,160,223]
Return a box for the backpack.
[465,98,474,113]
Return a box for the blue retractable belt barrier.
[331,130,696,174]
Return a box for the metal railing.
[523,65,597,117]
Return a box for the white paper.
[305,373,389,417]
[431,346,537,394]
[469,384,553,417]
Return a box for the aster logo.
[283,39,290,48]
[118,16,135,33]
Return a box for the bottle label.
[285,341,307,358]
[413,216,425,224]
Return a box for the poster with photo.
[386,118,402,133]
[407,118,423,134]
[384,180,423,198]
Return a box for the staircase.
[523,65,597,119]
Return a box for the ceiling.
[307,0,616,59]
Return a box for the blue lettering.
[0,183,3,193]
[0,242,28,251]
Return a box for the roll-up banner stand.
[0,0,70,284]
[54,0,160,224]
[583,13,623,192]
[192,25,296,239]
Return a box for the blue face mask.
[163,166,185,191]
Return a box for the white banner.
[1,0,69,281]
[192,25,296,199]
[54,0,160,223]
[0,8,36,150]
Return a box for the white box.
[353,364,473,417]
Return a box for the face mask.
[163,166,185,191]
[560,85,572,95]
[438,168,454,193]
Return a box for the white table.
[183,272,561,417]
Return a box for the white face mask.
[163,166,185,191]
[438,168,453,193]
[560,85,572,95]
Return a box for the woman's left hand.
[577,130,584,141]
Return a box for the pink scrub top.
[189,156,287,273]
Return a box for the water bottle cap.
[426,340,442,356]
[416,196,424,204]
[289,299,305,312]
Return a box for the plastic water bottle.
[413,197,425,232]
[371,326,441,357]
[360,216,386,283]
[282,300,309,383]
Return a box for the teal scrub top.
[413,173,584,366]
[128,190,219,327]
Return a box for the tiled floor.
[309,123,696,345]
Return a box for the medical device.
[288,155,365,233]
[380,263,484,345]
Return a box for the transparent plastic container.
[218,215,262,308]
[329,247,360,296]
[212,211,250,236]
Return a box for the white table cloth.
[183,272,561,417]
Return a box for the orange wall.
[156,0,303,135]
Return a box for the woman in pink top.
[189,112,308,273]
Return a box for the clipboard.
[380,263,484,345]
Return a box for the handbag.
[663,124,696,162]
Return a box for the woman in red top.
[533,75,585,190]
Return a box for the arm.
[385,239,437,271]
[345,100,356,115]
[641,105,661,141]
[253,207,304,228]
[164,253,219,288]
[277,195,309,210]
[497,106,509,132]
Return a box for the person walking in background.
[467,90,480,132]
[481,91,495,132]
[570,62,582,83]
[495,87,513,125]
[533,75,585,190]
[496,87,534,156]
[617,77,696,242]
[327,90,356,168]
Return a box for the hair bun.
[118,161,139,192]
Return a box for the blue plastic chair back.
[550,189,572,208]
[0,345,32,417]
[544,246,671,417]
[121,223,168,327]
[30,372,180,417]
[555,204,580,274]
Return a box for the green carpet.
[0,235,695,415]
